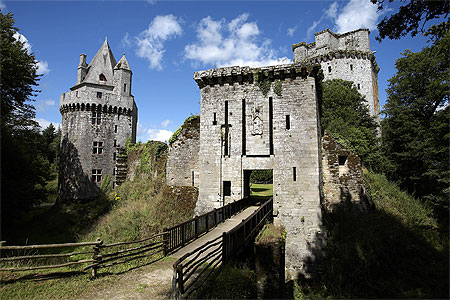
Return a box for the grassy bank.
[295,169,449,299]
[0,141,198,299]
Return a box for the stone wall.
[194,64,324,278]
[166,116,200,187]
[321,132,366,211]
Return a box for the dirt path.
[80,258,175,300]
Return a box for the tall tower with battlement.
[293,28,380,121]
[58,38,138,202]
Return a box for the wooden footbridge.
[0,197,273,299]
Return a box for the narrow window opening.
[123,83,127,92]
[286,115,290,130]
[91,111,101,125]
[339,155,347,166]
[192,171,195,186]
[269,97,274,155]
[350,64,353,71]
[76,91,78,97]
[113,168,115,176]
[223,181,231,196]
[213,112,217,125]
[224,101,229,157]
[97,92,102,99]
[114,125,118,133]
[357,83,361,90]
[328,66,332,73]
[92,141,103,154]
[113,152,116,161]
[293,167,297,181]
[99,74,106,81]
[114,139,117,147]
[63,93,65,99]
[91,169,102,183]
[242,99,246,155]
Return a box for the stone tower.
[193,64,324,278]
[293,29,380,121]
[59,38,138,202]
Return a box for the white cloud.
[36,99,56,112]
[35,118,61,130]
[161,119,172,128]
[335,0,381,33]
[13,32,50,75]
[36,61,50,75]
[0,0,6,10]
[185,14,291,68]
[325,2,339,19]
[121,32,131,48]
[306,20,321,40]
[13,32,31,53]
[287,26,297,37]
[147,129,173,143]
[136,14,182,70]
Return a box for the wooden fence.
[0,233,165,278]
[172,197,273,299]
[163,197,252,254]
[0,197,253,279]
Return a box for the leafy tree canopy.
[321,79,381,170]
[372,0,449,41]
[381,22,449,211]
[0,11,40,131]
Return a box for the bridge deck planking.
[170,205,260,259]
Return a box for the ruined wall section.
[322,132,366,211]
[166,116,200,187]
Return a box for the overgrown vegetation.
[169,115,199,145]
[250,169,273,183]
[294,169,448,299]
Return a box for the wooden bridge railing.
[163,197,252,254]
[172,197,273,299]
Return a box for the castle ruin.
[59,38,137,201]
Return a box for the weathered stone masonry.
[293,28,380,121]
[193,64,324,278]
[59,39,137,201]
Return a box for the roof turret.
[82,37,117,84]
[115,53,131,71]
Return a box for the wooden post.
[91,238,102,278]
[172,266,179,300]
[205,214,209,232]
[163,228,169,256]
[177,264,184,295]
[214,208,217,226]
[194,219,198,239]
[181,224,185,247]
[222,232,227,263]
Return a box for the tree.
[382,22,449,211]
[0,11,40,130]
[372,0,449,41]
[321,79,381,170]
[0,12,50,239]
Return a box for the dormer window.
[97,92,102,99]
[99,74,106,81]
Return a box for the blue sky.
[1,0,437,142]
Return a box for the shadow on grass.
[1,270,84,285]
[295,205,449,299]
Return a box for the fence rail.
[172,197,273,299]
[164,197,251,254]
[0,233,165,278]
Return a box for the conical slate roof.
[115,53,131,71]
[83,37,117,84]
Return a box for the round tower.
[59,39,138,202]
